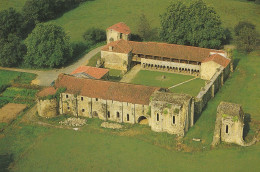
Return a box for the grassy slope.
[130,70,205,96]
[46,0,260,41]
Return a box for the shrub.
[82,28,106,45]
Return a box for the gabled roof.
[54,74,161,105]
[102,39,226,62]
[37,87,57,97]
[71,66,109,79]
[107,22,131,34]
[202,54,231,68]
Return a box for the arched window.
[172,116,175,124]
[107,111,110,118]
[127,114,130,121]
[117,112,120,118]
[157,113,159,121]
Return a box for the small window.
[66,94,68,98]
[82,109,85,112]
[172,116,175,124]
[127,114,129,121]
[67,106,70,110]
[117,112,120,118]
[96,98,98,101]
[81,97,83,101]
[226,125,229,134]
[107,111,110,118]
[120,33,123,39]
[157,113,159,121]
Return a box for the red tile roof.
[102,39,225,62]
[202,54,231,67]
[107,22,131,34]
[71,66,109,79]
[37,87,57,97]
[55,74,160,105]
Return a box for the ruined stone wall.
[150,102,190,136]
[195,66,230,115]
[37,98,58,118]
[60,93,77,116]
[91,98,107,120]
[101,51,130,71]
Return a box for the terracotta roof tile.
[37,87,57,97]
[202,54,231,67]
[55,74,160,105]
[71,66,109,79]
[107,22,131,34]
[102,40,225,62]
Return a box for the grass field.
[109,69,123,82]
[46,0,260,41]
[0,70,36,87]
[86,52,101,67]
[130,70,205,96]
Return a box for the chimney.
[109,46,113,51]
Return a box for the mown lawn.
[0,122,257,172]
[46,0,260,41]
[109,69,123,82]
[130,70,205,96]
[86,52,101,67]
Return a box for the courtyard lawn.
[109,69,123,82]
[130,70,205,96]
[46,0,260,41]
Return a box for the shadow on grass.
[243,113,251,140]
[0,154,14,172]
[233,58,240,70]
[108,76,122,82]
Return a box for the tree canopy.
[234,21,258,52]
[160,0,229,49]
[24,23,73,68]
[82,28,106,45]
[137,14,152,41]
[0,8,24,39]
[0,34,25,67]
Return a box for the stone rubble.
[59,117,87,127]
[101,122,123,129]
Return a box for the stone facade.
[149,91,194,136]
[37,98,58,118]
[101,50,131,71]
[212,102,245,146]
[107,29,130,44]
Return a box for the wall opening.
[117,112,120,118]
[226,125,229,134]
[172,115,175,124]
[107,111,110,118]
[157,113,159,121]
[127,114,129,121]
[138,116,148,124]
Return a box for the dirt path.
[0,46,104,86]
[120,64,141,83]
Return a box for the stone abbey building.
[38,74,194,136]
[37,22,232,137]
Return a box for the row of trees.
[136,0,258,52]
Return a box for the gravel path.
[0,46,104,86]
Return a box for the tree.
[82,28,106,44]
[234,21,255,36]
[0,34,26,67]
[24,23,73,68]
[160,0,229,49]
[137,14,152,41]
[235,24,258,52]
[0,8,24,39]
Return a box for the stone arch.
[109,37,114,42]
[137,116,148,124]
